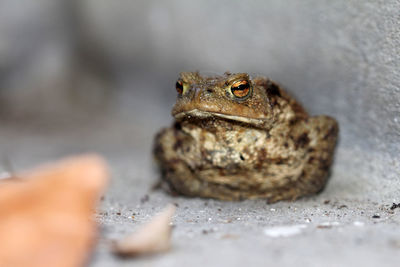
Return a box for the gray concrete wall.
[0,0,399,202]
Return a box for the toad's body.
[154,72,338,202]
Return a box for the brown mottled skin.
[153,72,338,202]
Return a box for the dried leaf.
[113,204,176,257]
[0,155,109,267]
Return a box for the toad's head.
[172,72,277,127]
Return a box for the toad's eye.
[231,80,252,99]
[176,80,184,95]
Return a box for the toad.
[153,72,338,202]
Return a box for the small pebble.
[353,221,365,227]
[264,224,307,238]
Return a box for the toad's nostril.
[191,87,201,100]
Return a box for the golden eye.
[176,80,183,95]
[231,80,251,99]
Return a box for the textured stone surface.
[0,0,399,266]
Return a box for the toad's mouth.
[173,109,267,126]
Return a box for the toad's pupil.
[231,81,250,98]
[176,81,183,94]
